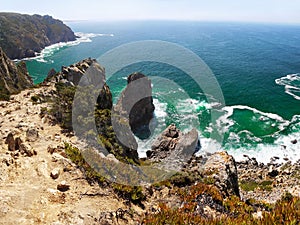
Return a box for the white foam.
[196,137,222,156]
[206,103,300,164]
[224,105,287,122]
[218,105,289,136]
[275,74,300,100]
[226,134,300,164]
[140,96,300,164]
[13,32,114,63]
[197,128,300,164]
[136,98,168,158]
[153,98,167,118]
[286,90,300,100]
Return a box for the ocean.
[25,21,300,163]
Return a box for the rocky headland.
[0,16,300,225]
[0,13,76,59]
[0,51,299,223]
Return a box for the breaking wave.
[14,32,114,63]
[275,74,300,100]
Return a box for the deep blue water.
[25,21,300,162]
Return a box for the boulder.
[50,168,60,179]
[201,151,240,197]
[20,143,36,157]
[26,127,39,142]
[57,180,70,192]
[14,137,23,150]
[147,124,199,171]
[106,154,119,164]
[5,133,15,151]
[36,161,49,177]
[150,124,180,158]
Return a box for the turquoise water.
[25,21,300,163]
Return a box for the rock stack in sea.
[114,72,155,139]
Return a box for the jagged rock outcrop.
[46,59,139,164]
[0,47,33,100]
[115,72,155,139]
[45,58,113,110]
[147,124,199,171]
[201,151,240,197]
[0,13,76,59]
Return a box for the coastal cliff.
[0,59,299,224]
[0,47,33,100]
[114,72,155,139]
[45,59,140,164]
[0,13,76,59]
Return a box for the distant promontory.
[0,12,76,59]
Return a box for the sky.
[1,0,300,24]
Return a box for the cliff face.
[0,47,33,100]
[115,72,155,139]
[45,59,139,164]
[0,13,76,59]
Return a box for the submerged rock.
[291,139,297,144]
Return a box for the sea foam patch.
[14,32,114,63]
[275,73,300,100]
[213,104,300,164]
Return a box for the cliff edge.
[0,13,76,59]
[0,47,33,100]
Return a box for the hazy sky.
[1,0,300,24]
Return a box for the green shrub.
[240,180,273,192]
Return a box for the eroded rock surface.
[0,13,76,59]
[0,47,33,100]
[115,72,155,139]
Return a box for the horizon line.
[63,18,300,26]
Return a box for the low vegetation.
[143,186,300,224]
[51,82,140,164]
[240,180,273,192]
[64,143,146,205]
[0,12,76,59]
[50,71,300,224]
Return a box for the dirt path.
[0,85,141,225]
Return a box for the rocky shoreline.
[237,155,300,203]
[0,58,299,224]
[0,13,76,59]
